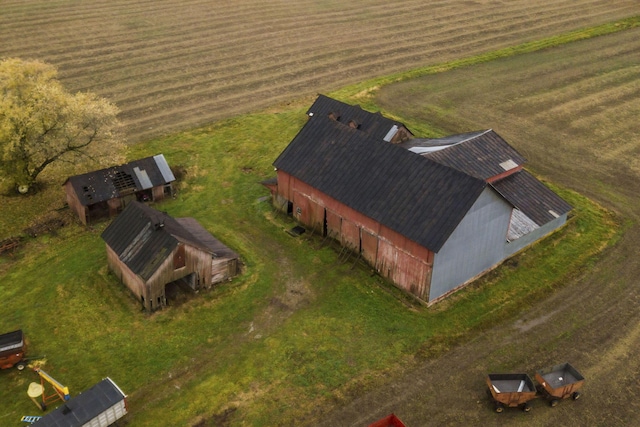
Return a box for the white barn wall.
[430,188,512,301]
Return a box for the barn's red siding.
[275,170,433,300]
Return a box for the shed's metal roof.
[32,378,125,427]
[101,202,231,280]
[273,114,486,252]
[65,154,175,206]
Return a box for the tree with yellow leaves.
[0,58,125,194]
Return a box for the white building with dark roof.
[32,378,126,427]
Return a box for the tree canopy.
[0,58,125,193]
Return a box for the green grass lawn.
[0,22,629,426]
[0,106,618,426]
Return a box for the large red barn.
[265,95,571,304]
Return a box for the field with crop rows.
[1,0,637,143]
[1,1,640,426]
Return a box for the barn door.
[360,229,378,265]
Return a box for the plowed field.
[0,0,637,142]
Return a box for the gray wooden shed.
[101,201,239,311]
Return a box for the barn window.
[174,244,186,269]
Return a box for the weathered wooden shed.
[63,154,175,225]
[101,201,239,311]
[267,95,571,304]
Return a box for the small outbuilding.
[63,154,175,225]
[32,378,127,427]
[101,201,239,311]
[267,95,572,304]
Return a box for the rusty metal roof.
[64,154,175,206]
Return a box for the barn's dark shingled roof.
[275,95,572,253]
[64,154,175,206]
[32,378,125,427]
[101,202,231,280]
[273,115,486,252]
[491,170,572,226]
[306,94,412,142]
[422,130,526,180]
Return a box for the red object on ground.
[368,413,407,427]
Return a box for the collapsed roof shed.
[63,154,175,225]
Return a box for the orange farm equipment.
[486,373,537,412]
[0,329,26,370]
[535,362,585,406]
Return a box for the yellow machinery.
[28,368,70,410]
